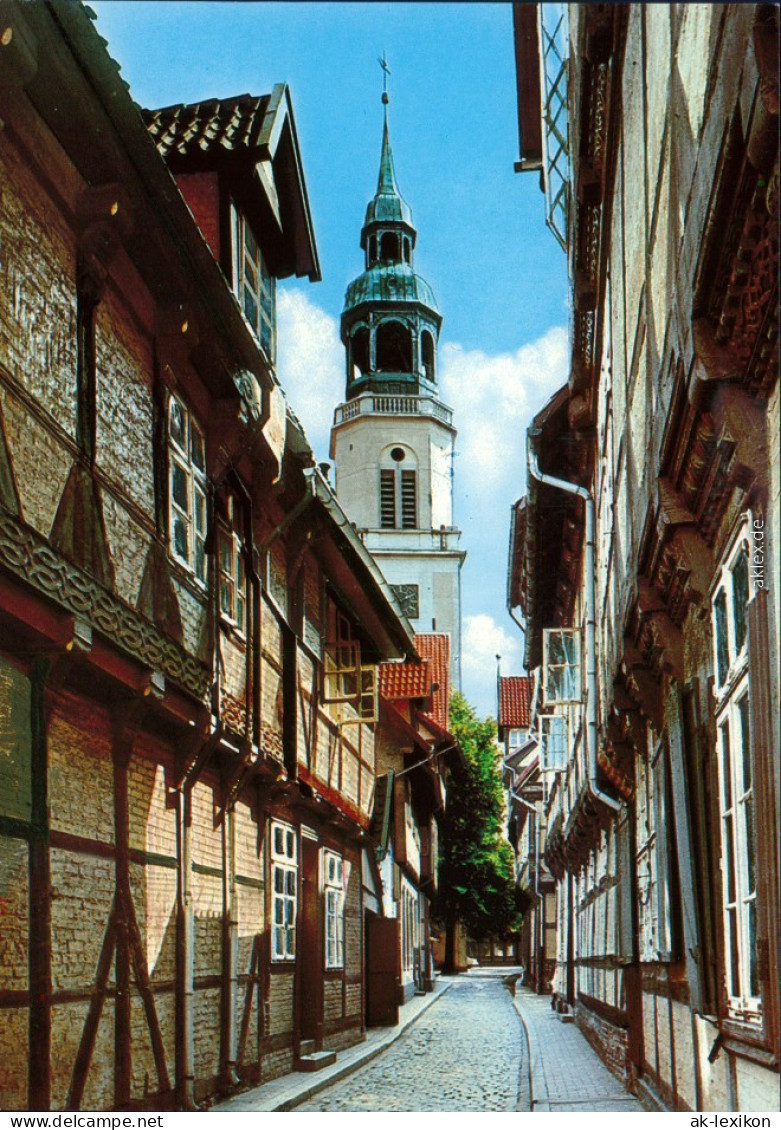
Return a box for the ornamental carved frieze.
[0,511,211,701]
[221,688,249,739]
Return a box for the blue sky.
[92,1,569,717]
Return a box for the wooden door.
[365,914,401,1027]
[298,836,323,1045]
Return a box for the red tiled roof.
[143,95,272,161]
[415,633,450,729]
[379,659,432,701]
[498,676,532,729]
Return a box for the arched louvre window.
[380,446,417,530]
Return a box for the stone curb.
[509,990,547,1112]
[215,980,453,1113]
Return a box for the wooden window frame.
[218,492,247,633]
[270,820,297,962]
[323,850,345,970]
[232,204,275,362]
[168,392,207,586]
[711,516,761,1025]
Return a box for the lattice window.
[271,821,297,961]
[712,517,759,1021]
[323,850,345,969]
[538,713,568,772]
[542,628,582,704]
[539,3,570,250]
[324,607,378,723]
[233,205,275,361]
[218,493,246,631]
[168,393,207,585]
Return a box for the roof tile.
[498,676,532,729]
[379,659,431,701]
[142,94,270,160]
[415,633,450,729]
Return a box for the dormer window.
[232,205,275,361]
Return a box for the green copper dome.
[343,262,438,315]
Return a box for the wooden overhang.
[512,3,543,174]
[520,385,588,671]
[143,85,321,284]
[0,0,307,446]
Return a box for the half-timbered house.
[511,1,779,1112]
[0,0,416,1110]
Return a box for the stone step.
[299,1039,317,1057]
[295,1050,337,1072]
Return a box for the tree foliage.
[435,693,526,942]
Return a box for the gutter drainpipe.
[527,437,621,814]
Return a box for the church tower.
[330,81,465,686]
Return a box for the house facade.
[372,633,455,1018]
[0,1,419,1111]
[511,2,779,1112]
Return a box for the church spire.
[363,55,414,234]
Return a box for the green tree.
[435,692,525,971]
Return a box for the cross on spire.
[378,52,391,105]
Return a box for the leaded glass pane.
[714,589,729,685]
[172,462,189,511]
[169,398,186,448]
[732,545,749,654]
[173,515,188,561]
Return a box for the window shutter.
[401,470,417,528]
[380,469,395,528]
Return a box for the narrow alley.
[296,977,522,1112]
[214,971,647,1114]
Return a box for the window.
[380,447,417,530]
[271,821,297,961]
[351,326,370,378]
[168,393,207,585]
[380,232,399,261]
[538,714,568,772]
[635,736,673,961]
[323,851,345,969]
[542,628,582,704]
[712,518,759,1021]
[324,607,378,723]
[233,206,275,361]
[375,320,412,373]
[421,330,435,382]
[218,493,246,631]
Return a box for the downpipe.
[527,440,621,814]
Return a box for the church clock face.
[392,583,419,620]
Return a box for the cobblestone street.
[295,978,523,1112]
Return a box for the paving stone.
[295,978,524,1112]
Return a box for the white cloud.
[440,325,568,496]
[461,613,524,719]
[276,287,344,460]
